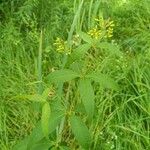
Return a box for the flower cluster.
[53,37,66,53]
[53,35,81,54]
[72,34,80,46]
[88,17,115,40]
[104,20,115,38]
[87,26,102,39]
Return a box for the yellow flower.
[88,26,102,39]
[72,34,80,46]
[109,21,115,27]
[93,17,115,39]
[107,27,114,38]
[53,37,65,53]
[53,37,71,55]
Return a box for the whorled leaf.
[41,102,51,137]
[46,69,80,83]
[78,79,95,119]
[78,31,93,44]
[71,43,91,61]
[86,72,119,90]
[70,115,91,149]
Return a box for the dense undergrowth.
[0,0,150,150]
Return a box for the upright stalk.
[57,0,84,144]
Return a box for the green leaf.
[31,143,50,150]
[96,42,122,56]
[31,111,63,141]
[27,94,44,102]
[18,87,53,105]
[48,111,63,133]
[75,103,86,114]
[78,31,93,44]
[29,122,44,144]
[30,139,51,150]
[19,122,44,150]
[86,72,119,90]
[14,94,45,103]
[47,69,79,83]
[71,43,91,60]
[14,110,63,150]
[70,115,91,149]
[42,88,51,100]
[69,61,83,74]
[46,98,65,134]
[28,112,62,149]
[79,79,95,119]
[13,137,29,150]
[60,146,71,150]
[41,102,51,137]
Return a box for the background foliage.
[0,0,150,149]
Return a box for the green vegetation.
[0,0,150,149]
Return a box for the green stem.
[38,30,43,94]
[56,0,84,144]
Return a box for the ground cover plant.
[0,0,150,150]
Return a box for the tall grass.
[0,0,150,149]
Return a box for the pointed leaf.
[60,146,71,150]
[30,139,51,150]
[42,88,51,100]
[41,102,51,137]
[71,43,91,60]
[13,137,29,150]
[47,69,79,83]
[14,110,63,150]
[21,122,44,150]
[14,94,45,102]
[47,98,66,134]
[79,79,95,119]
[86,72,119,90]
[78,31,93,44]
[31,143,50,150]
[96,42,122,56]
[48,111,63,133]
[70,115,91,149]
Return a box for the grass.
[0,0,150,150]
